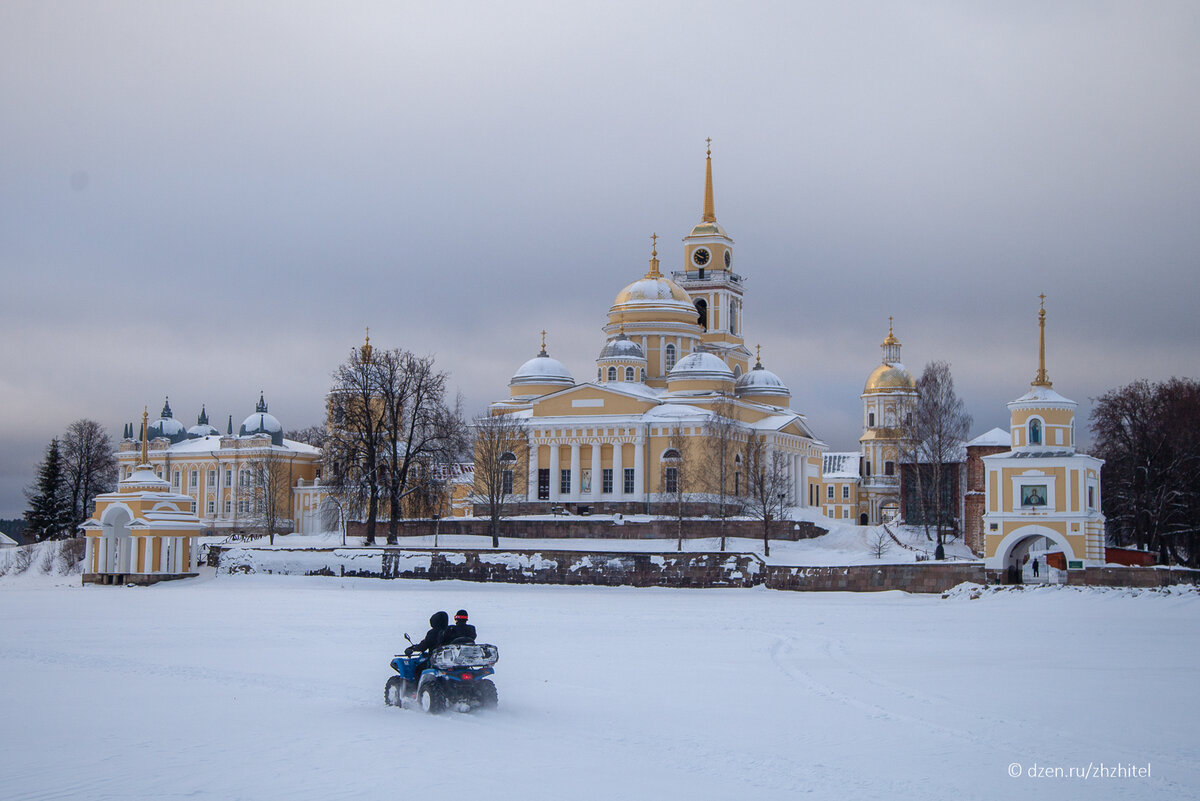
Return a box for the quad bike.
[384,634,499,714]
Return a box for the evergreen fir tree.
[24,438,73,541]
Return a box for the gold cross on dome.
[651,232,658,255]
[540,329,546,351]
[706,137,711,156]
[1039,293,1046,310]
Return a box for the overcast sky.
[2,1,1198,517]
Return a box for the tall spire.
[1032,294,1052,387]
[646,233,662,278]
[360,327,373,363]
[702,138,715,223]
[881,317,902,364]
[139,407,150,466]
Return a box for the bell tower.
[673,140,751,377]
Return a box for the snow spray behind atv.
[385,635,499,714]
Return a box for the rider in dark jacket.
[406,611,450,655]
[446,609,477,643]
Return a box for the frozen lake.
[1,572,1195,800]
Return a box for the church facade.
[484,147,826,513]
[982,299,1105,580]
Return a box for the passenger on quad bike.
[447,609,476,643]
[405,611,450,656]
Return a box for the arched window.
[625,367,634,382]
[695,299,708,331]
[868,412,875,427]
[662,448,681,461]
[1029,419,1042,446]
[640,369,646,382]
[665,343,677,372]
[729,300,740,335]
[607,366,617,382]
[597,368,602,381]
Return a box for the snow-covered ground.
[2,570,1195,799]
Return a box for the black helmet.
[430,611,449,628]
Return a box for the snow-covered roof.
[967,427,1010,448]
[667,352,734,383]
[822,452,860,480]
[598,334,646,361]
[0,532,16,547]
[511,353,574,386]
[1009,386,1075,406]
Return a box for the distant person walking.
[1032,558,1040,577]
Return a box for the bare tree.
[61,419,118,527]
[742,433,790,557]
[284,425,328,449]
[865,526,892,559]
[902,361,972,547]
[320,492,352,546]
[701,396,746,551]
[376,349,467,545]
[249,451,293,545]
[661,426,695,552]
[471,411,530,547]
[1091,378,1200,566]
[325,342,386,544]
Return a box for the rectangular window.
[224,499,231,514]
[602,468,613,494]
[1087,486,1096,509]
[842,485,850,500]
[225,468,232,487]
[665,466,678,494]
[884,461,895,476]
[208,469,216,487]
[207,500,215,515]
[172,470,180,488]
[560,469,571,495]
[190,470,198,489]
[501,470,513,496]
[623,468,635,494]
[537,469,550,500]
[826,485,834,500]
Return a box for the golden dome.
[613,275,694,306]
[864,362,916,394]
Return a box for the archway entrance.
[99,505,133,578]
[993,526,1073,585]
[859,513,869,525]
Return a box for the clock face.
[692,248,710,267]
[724,251,731,268]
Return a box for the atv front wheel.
[419,682,446,715]
[384,677,406,707]
[475,679,498,709]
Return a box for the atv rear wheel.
[384,677,406,707]
[418,682,446,715]
[475,679,498,710]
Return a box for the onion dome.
[667,350,735,394]
[735,347,790,403]
[240,393,283,445]
[187,405,220,438]
[147,397,188,443]
[510,333,575,399]
[597,330,648,384]
[864,319,916,394]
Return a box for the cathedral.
[487,146,827,513]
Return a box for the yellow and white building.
[80,410,204,585]
[857,320,917,525]
[820,452,860,521]
[982,298,1105,575]
[116,396,324,535]
[485,146,826,512]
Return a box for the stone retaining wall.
[765,563,986,593]
[1066,566,1200,588]
[347,518,825,542]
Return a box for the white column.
[590,443,602,501]
[634,436,645,498]
[84,537,94,574]
[528,441,539,502]
[799,453,809,508]
[613,442,624,499]
[569,443,581,501]
[549,444,560,502]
